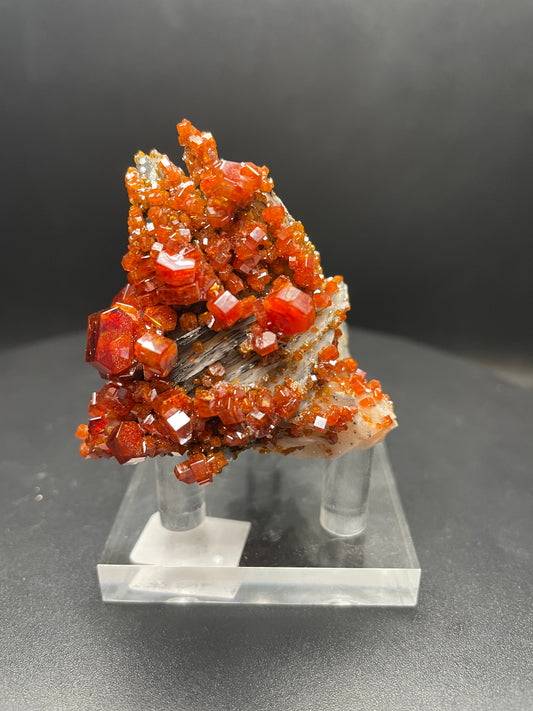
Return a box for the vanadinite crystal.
[77,119,397,482]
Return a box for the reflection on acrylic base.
[98,443,420,606]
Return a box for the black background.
[2,0,533,358]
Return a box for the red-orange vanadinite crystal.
[78,119,396,483]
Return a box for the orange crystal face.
[155,247,197,286]
[86,304,140,376]
[134,332,178,377]
[207,290,242,327]
[263,284,315,336]
[107,421,145,465]
[77,119,396,477]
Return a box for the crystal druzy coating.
[78,120,397,483]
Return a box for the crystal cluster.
[77,120,397,483]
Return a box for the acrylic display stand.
[98,443,420,605]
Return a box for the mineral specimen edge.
[76,119,397,485]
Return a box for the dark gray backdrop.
[2,0,533,357]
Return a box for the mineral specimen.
[77,120,397,484]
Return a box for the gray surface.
[1,327,532,710]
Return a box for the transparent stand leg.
[320,447,374,537]
[128,458,251,581]
[156,458,205,531]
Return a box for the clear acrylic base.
[98,443,420,606]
